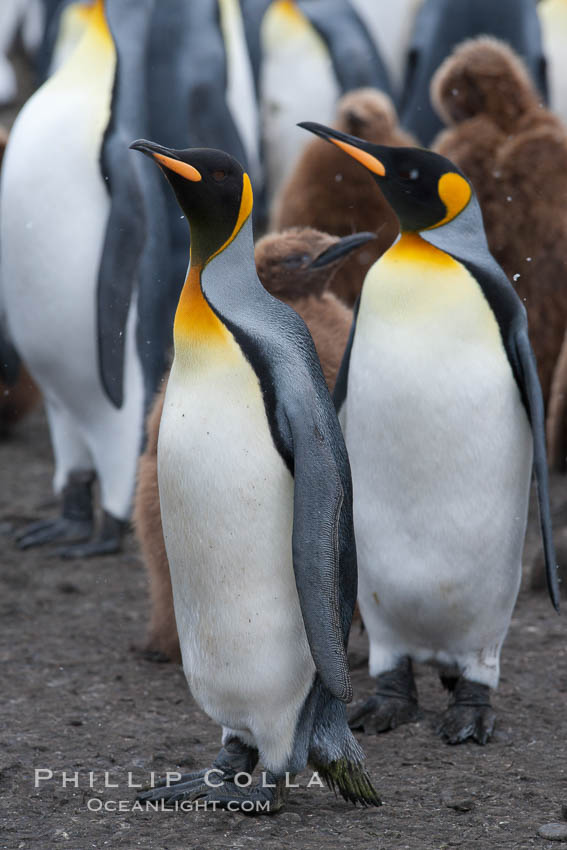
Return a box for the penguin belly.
[0,40,144,517]
[158,353,316,772]
[346,236,533,688]
[260,0,339,203]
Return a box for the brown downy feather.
[134,227,355,661]
[432,37,567,409]
[272,88,416,306]
[0,364,40,435]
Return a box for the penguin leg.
[55,511,127,559]
[16,469,95,549]
[437,676,496,745]
[348,656,421,733]
[137,736,288,813]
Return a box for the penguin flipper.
[332,295,360,416]
[97,135,146,408]
[288,400,353,703]
[513,328,560,611]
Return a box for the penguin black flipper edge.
[333,294,360,416]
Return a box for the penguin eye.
[399,168,420,181]
[283,253,310,269]
[212,169,227,182]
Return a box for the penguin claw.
[437,704,496,745]
[15,517,92,549]
[348,694,421,733]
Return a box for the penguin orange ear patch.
[153,153,202,182]
[428,172,471,229]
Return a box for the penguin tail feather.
[311,758,381,807]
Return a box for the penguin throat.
[173,265,230,352]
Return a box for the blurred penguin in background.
[400,0,548,145]
[539,0,567,126]
[348,0,422,96]
[432,37,567,405]
[0,0,43,105]
[147,0,261,289]
[135,226,373,662]
[242,0,391,208]
[273,88,416,305]
[1,0,171,557]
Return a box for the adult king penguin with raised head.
[299,121,560,744]
[129,139,379,811]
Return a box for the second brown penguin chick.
[134,227,365,662]
[431,36,567,406]
[272,88,416,306]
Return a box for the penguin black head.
[298,122,472,233]
[129,140,251,265]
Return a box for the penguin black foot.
[16,469,95,550]
[137,738,285,813]
[348,656,421,733]
[437,678,495,745]
[55,512,126,559]
[16,516,93,549]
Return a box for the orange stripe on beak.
[330,139,386,176]
[153,153,202,182]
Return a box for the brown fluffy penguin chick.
[432,36,567,405]
[134,227,357,662]
[272,88,416,306]
[0,364,40,435]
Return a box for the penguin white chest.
[345,237,533,686]
[158,348,315,740]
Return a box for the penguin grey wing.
[285,382,356,704]
[297,0,392,95]
[333,295,360,416]
[97,130,146,409]
[511,326,560,611]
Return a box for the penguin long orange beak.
[309,232,376,269]
[129,139,202,182]
[298,122,386,177]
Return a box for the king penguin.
[0,0,170,557]
[130,139,379,811]
[299,121,560,744]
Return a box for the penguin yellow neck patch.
[173,265,230,352]
[387,232,457,267]
[427,172,471,230]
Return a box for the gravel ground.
[1,407,566,850]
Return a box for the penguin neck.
[173,263,232,361]
[55,0,116,85]
[389,231,455,266]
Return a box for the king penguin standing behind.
[1,0,170,556]
[299,122,560,744]
[129,139,378,812]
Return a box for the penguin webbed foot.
[138,772,287,814]
[349,656,421,733]
[437,678,495,745]
[15,516,93,550]
[137,739,284,814]
[55,512,126,559]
